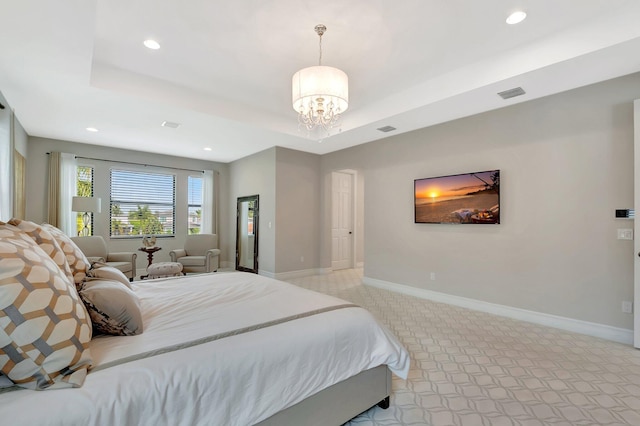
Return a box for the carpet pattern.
[285,269,640,426]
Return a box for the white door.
[332,171,353,270]
[634,99,640,348]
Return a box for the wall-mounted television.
[414,170,500,224]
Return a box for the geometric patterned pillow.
[0,222,93,390]
[41,223,90,286]
[7,219,75,285]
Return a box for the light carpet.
[284,269,640,426]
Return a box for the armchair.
[169,234,220,273]
[71,236,137,281]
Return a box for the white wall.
[26,137,229,271]
[229,147,276,274]
[275,147,321,274]
[321,72,640,331]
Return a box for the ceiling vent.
[161,121,181,129]
[498,87,526,100]
[377,125,397,133]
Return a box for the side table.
[139,246,162,280]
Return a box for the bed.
[1,222,409,426]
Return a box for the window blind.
[110,169,176,237]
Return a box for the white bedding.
[0,272,409,426]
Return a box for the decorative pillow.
[0,222,93,390]
[87,265,132,289]
[79,279,143,336]
[7,219,75,284]
[0,373,14,389]
[86,256,106,265]
[41,223,90,286]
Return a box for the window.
[76,166,94,235]
[110,169,175,237]
[188,175,203,234]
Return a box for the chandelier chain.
[318,31,322,66]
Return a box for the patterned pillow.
[41,223,90,285]
[7,219,74,284]
[0,222,93,390]
[79,279,143,336]
[87,265,132,289]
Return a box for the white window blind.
[110,169,176,237]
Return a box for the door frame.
[634,99,639,348]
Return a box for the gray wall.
[26,137,230,271]
[321,72,640,330]
[229,147,276,274]
[275,147,321,272]
[13,115,27,156]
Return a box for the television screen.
[414,170,500,224]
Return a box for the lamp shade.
[292,65,349,115]
[72,196,101,213]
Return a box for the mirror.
[236,195,259,273]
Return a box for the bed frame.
[257,365,391,425]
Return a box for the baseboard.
[363,276,634,345]
[220,260,234,269]
[274,268,329,280]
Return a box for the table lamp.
[72,196,101,236]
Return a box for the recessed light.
[144,39,161,50]
[203,147,212,151]
[161,121,180,128]
[86,127,98,132]
[506,11,527,25]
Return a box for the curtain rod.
[47,152,204,173]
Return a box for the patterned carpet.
[284,269,640,426]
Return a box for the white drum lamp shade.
[292,65,349,116]
[72,196,101,236]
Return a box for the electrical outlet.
[617,229,633,240]
[300,256,304,263]
[622,301,633,314]
[430,272,436,281]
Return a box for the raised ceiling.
[2,0,640,163]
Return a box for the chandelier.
[292,24,349,136]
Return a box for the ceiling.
[2,1,640,163]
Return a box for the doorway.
[331,170,356,270]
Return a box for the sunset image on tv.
[414,170,500,224]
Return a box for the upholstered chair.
[169,234,220,273]
[71,236,137,281]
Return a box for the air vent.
[377,125,397,133]
[161,121,181,129]
[498,87,526,100]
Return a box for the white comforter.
[0,272,409,426]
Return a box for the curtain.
[201,170,216,234]
[0,105,11,221]
[47,152,77,235]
